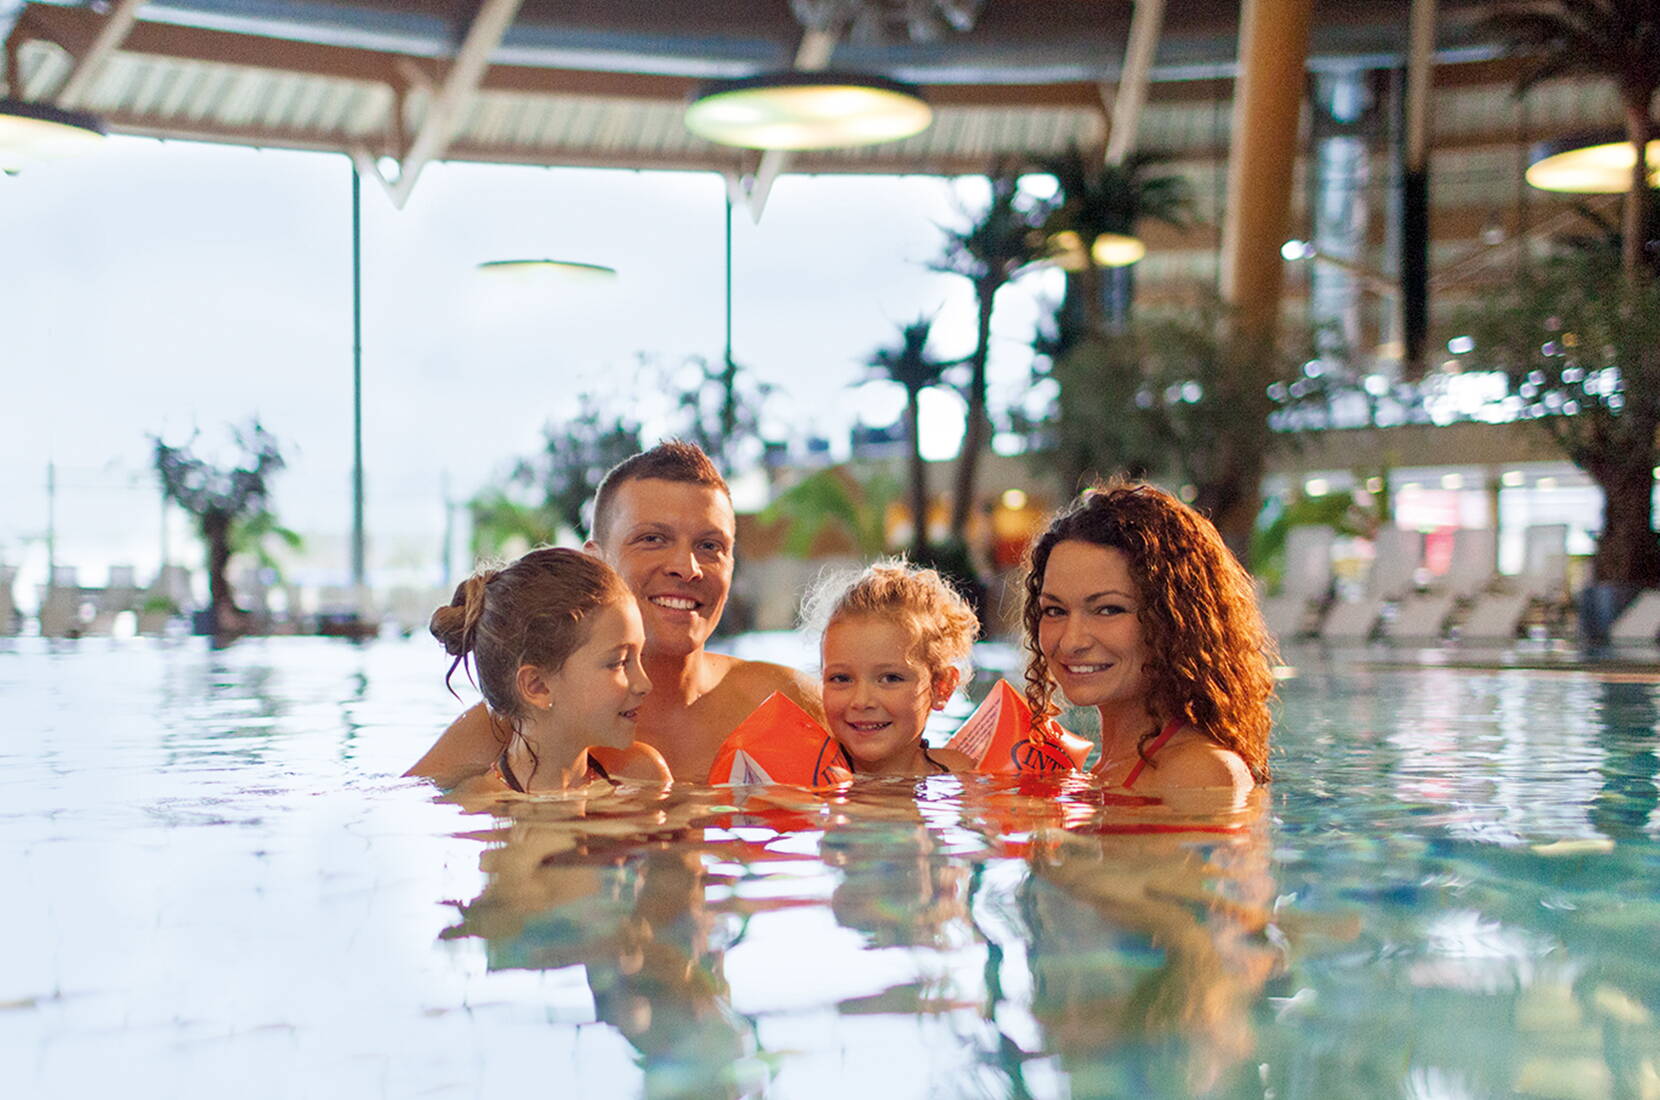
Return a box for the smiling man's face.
[591,477,735,660]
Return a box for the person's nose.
[849,677,877,710]
[664,543,703,583]
[630,660,652,698]
[1056,612,1091,656]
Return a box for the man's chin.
[644,630,710,661]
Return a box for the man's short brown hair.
[591,440,731,544]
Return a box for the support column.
[1398,0,1437,379]
[1219,0,1314,350]
[350,160,366,607]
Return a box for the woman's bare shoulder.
[1143,729,1255,793]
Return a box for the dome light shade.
[0,98,106,172]
[1526,132,1660,194]
[477,259,617,281]
[684,72,932,150]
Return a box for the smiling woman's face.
[1036,540,1149,714]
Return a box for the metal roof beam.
[738,26,838,223]
[381,0,524,207]
[54,0,146,109]
[1105,0,1164,165]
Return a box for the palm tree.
[932,163,1047,543]
[864,318,951,556]
[152,420,285,635]
[1034,146,1196,332]
[760,466,897,558]
[1481,0,1659,284]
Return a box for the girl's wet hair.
[1021,480,1275,783]
[430,547,630,725]
[804,559,978,686]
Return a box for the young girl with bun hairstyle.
[429,547,668,793]
[1022,481,1274,794]
[809,560,981,777]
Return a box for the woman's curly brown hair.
[1020,480,1275,783]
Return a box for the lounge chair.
[1610,591,1660,645]
[1440,528,1497,599]
[1366,527,1424,599]
[1260,525,1335,642]
[1384,591,1458,642]
[0,566,16,635]
[1319,596,1388,643]
[1459,592,1531,643]
[1518,524,1570,601]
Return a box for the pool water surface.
[3,635,1658,1099]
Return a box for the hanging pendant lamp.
[684,71,932,151]
[477,259,618,281]
[0,98,106,173]
[1526,130,1660,194]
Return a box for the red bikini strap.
[1122,719,1182,789]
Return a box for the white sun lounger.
[0,566,16,636]
[1320,596,1388,643]
[1441,528,1497,598]
[1260,595,1313,641]
[1385,592,1458,641]
[1518,524,1570,600]
[1610,591,1660,645]
[1261,525,1336,642]
[1459,592,1531,643]
[1367,528,1424,599]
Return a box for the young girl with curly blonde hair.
[808,560,981,777]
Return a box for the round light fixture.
[1090,232,1147,268]
[1046,229,1147,270]
[0,98,106,173]
[477,259,617,281]
[684,72,932,151]
[1526,131,1660,194]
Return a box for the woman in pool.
[430,547,669,793]
[811,560,980,778]
[1022,481,1274,794]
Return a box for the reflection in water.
[1020,792,1280,1096]
[444,788,774,1098]
[444,776,1285,1097]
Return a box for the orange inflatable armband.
[707,692,850,786]
[942,680,1092,776]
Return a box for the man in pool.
[407,440,823,783]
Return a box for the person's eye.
[880,672,909,684]
[1095,603,1129,616]
[1040,605,1065,617]
[698,540,728,555]
[825,673,849,685]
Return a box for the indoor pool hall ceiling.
[4,0,1517,185]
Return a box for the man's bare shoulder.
[712,655,824,720]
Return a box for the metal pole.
[45,459,56,581]
[720,186,737,455]
[350,159,366,600]
[440,470,453,590]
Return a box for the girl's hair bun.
[429,571,495,657]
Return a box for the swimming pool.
[4,636,1657,1098]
